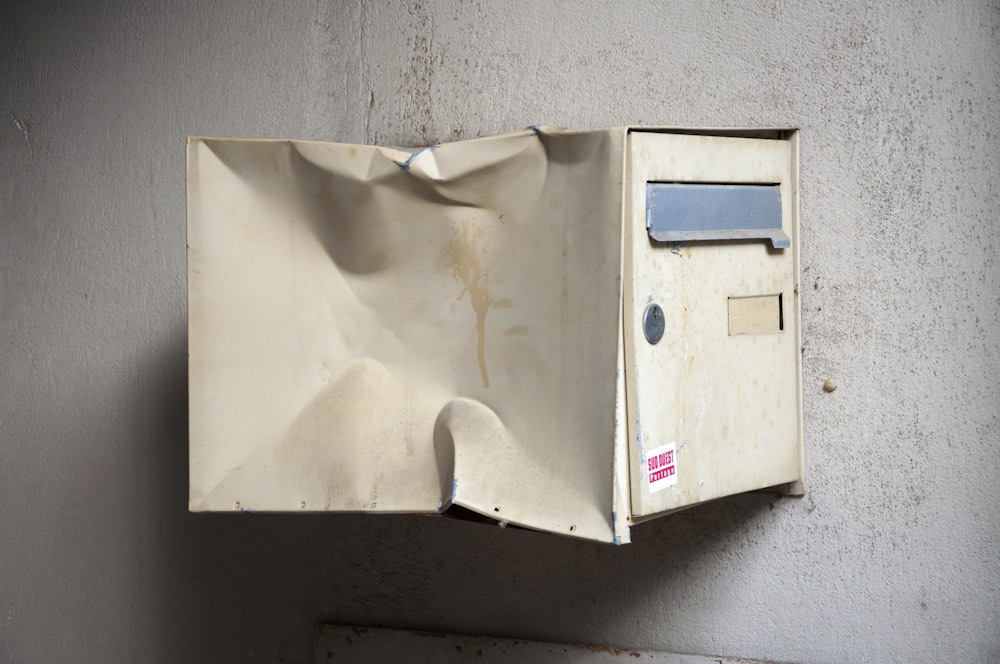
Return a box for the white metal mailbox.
[187,126,803,544]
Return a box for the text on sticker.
[648,449,675,483]
[646,442,678,493]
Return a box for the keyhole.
[643,303,665,344]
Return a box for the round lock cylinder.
[643,303,664,344]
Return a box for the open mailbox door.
[187,127,803,544]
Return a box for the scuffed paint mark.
[239,507,250,514]
[670,241,686,255]
[9,112,31,155]
[394,145,436,171]
[613,535,621,545]
[635,399,645,465]
[438,478,458,514]
[10,112,29,141]
[525,124,543,135]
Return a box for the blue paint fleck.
[450,477,458,502]
[525,124,543,135]
[611,511,628,545]
[239,507,250,514]
[394,145,436,171]
[635,401,645,463]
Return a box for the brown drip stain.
[438,221,495,388]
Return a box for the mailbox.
[187,127,803,544]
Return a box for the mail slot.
[187,126,803,543]
[646,183,789,248]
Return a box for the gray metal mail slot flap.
[646,183,790,249]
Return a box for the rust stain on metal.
[437,219,496,388]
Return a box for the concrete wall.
[2,1,997,662]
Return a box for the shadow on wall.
[143,334,776,664]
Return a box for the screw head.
[643,303,665,344]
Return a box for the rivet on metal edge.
[643,303,665,344]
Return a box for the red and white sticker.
[646,442,677,493]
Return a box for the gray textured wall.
[2,1,998,662]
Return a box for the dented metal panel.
[188,128,628,542]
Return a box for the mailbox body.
[187,127,803,544]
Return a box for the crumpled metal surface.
[188,127,628,542]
